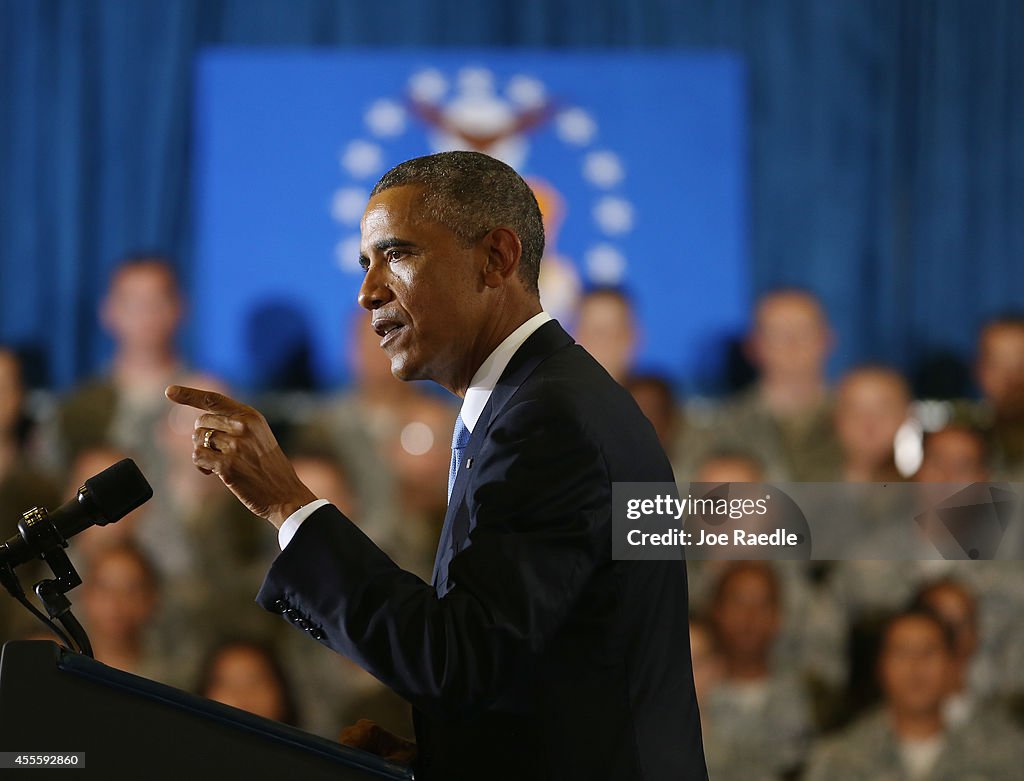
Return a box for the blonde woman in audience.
[832,365,911,484]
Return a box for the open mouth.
[372,318,406,347]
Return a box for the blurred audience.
[572,287,637,384]
[53,255,186,468]
[694,448,766,484]
[291,450,358,517]
[4,254,1022,768]
[704,562,815,778]
[913,578,1024,720]
[686,454,820,670]
[147,372,237,576]
[80,542,190,688]
[972,314,1024,478]
[825,424,996,620]
[809,365,918,555]
[382,393,456,579]
[65,445,146,568]
[292,310,417,542]
[0,348,60,536]
[713,289,841,480]
[626,372,715,480]
[803,609,1022,781]
[915,424,990,484]
[690,615,778,781]
[684,451,770,608]
[0,348,61,642]
[626,373,678,451]
[47,257,211,592]
[832,365,911,483]
[197,638,300,726]
[912,579,983,727]
[689,615,724,709]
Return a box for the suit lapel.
[431,320,575,594]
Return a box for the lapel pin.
[465,457,474,469]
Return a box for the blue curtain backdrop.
[1,0,1022,391]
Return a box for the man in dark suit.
[167,151,707,780]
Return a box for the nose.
[358,262,393,311]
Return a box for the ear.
[481,227,522,289]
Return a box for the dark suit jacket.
[257,321,707,780]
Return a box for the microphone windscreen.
[84,458,154,525]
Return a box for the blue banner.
[193,49,748,391]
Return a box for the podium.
[0,641,415,779]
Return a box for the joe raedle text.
[626,527,801,548]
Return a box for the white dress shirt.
[278,311,552,549]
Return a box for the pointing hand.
[165,385,317,529]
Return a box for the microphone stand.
[34,560,93,658]
[0,506,94,658]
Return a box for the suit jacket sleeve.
[256,396,610,720]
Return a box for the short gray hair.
[370,151,545,296]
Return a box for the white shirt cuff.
[278,499,331,550]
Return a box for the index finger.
[165,385,247,415]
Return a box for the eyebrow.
[358,237,417,268]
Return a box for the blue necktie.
[447,414,471,503]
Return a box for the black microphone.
[0,458,153,569]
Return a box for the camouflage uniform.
[703,670,815,778]
[709,388,842,482]
[803,707,1023,781]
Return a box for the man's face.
[102,264,182,352]
[358,186,491,393]
[916,429,989,483]
[977,324,1024,414]
[749,293,831,381]
[712,568,780,664]
[879,617,955,717]
[574,293,636,381]
[834,372,908,464]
